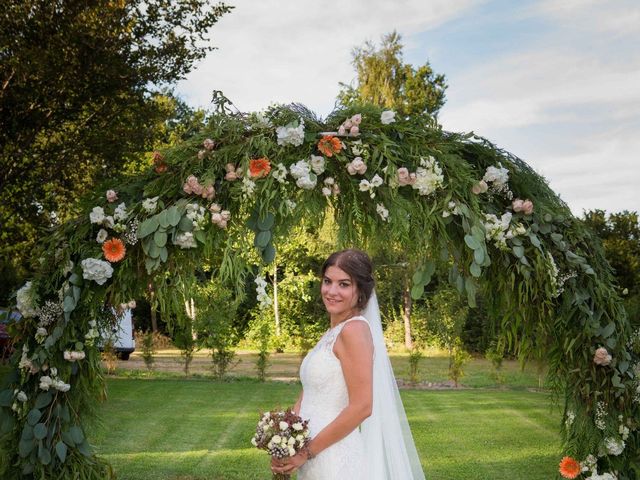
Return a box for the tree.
[0,0,231,290]
[337,31,447,118]
[582,210,640,294]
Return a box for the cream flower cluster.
[481,164,512,198]
[16,281,38,318]
[19,345,38,374]
[224,163,243,182]
[183,175,215,200]
[39,368,70,393]
[442,201,461,218]
[174,232,197,249]
[290,159,317,190]
[359,174,384,199]
[413,156,444,196]
[376,203,389,221]
[241,177,256,198]
[142,196,159,214]
[276,119,305,147]
[255,276,272,309]
[483,212,513,249]
[271,163,288,183]
[186,203,208,231]
[321,178,340,197]
[81,258,114,285]
[85,320,99,346]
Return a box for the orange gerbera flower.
[559,456,581,479]
[317,135,342,157]
[103,238,126,263]
[249,157,271,178]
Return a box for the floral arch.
[0,102,638,479]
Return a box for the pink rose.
[225,171,238,181]
[338,125,346,136]
[593,347,612,366]
[186,175,199,188]
[397,167,410,186]
[220,210,231,221]
[203,138,215,151]
[346,157,367,175]
[472,180,488,195]
[344,120,353,129]
[351,114,362,125]
[218,219,228,229]
[349,125,360,136]
[183,184,193,195]
[211,212,222,223]
[512,199,525,212]
[106,190,118,203]
[202,185,215,200]
[332,184,341,195]
[209,203,221,213]
[522,199,534,215]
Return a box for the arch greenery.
[1,101,638,479]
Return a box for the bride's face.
[321,265,359,317]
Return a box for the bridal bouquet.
[251,408,311,480]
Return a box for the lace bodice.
[297,316,369,480]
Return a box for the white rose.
[103,215,115,228]
[296,174,317,190]
[17,391,28,402]
[310,155,325,175]
[271,435,282,444]
[289,160,311,179]
[174,232,197,249]
[52,379,71,392]
[370,174,383,187]
[321,187,332,196]
[288,437,296,445]
[89,206,105,224]
[279,421,289,431]
[251,437,258,446]
[288,446,296,457]
[64,351,72,361]
[96,229,108,244]
[39,376,53,391]
[380,110,396,124]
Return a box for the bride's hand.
[272,452,307,475]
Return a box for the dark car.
[0,309,21,360]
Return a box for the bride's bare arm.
[278,320,373,474]
[293,390,303,415]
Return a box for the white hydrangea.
[309,155,325,175]
[285,199,297,211]
[604,437,625,456]
[296,174,317,190]
[412,156,444,196]
[290,159,317,190]
[114,202,128,222]
[81,258,114,285]
[16,281,38,318]
[483,164,509,186]
[276,119,305,147]
[142,196,159,213]
[89,206,105,224]
[174,232,197,249]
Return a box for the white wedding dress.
[297,316,369,479]
[297,292,426,480]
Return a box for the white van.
[100,308,136,360]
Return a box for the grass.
[1,350,563,479]
[92,378,562,480]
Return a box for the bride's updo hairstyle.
[321,249,375,310]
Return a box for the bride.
[271,249,425,479]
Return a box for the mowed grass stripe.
[92,379,561,480]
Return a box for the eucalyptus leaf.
[257,213,275,231]
[154,230,167,248]
[34,392,52,410]
[601,322,615,338]
[158,210,170,228]
[77,439,92,457]
[18,439,34,458]
[167,206,181,226]
[528,234,541,249]
[68,273,83,286]
[194,229,206,243]
[464,234,481,250]
[0,389,12,407]
[63,296,76,313]
[471,225,484,241]
[138,216,159,238]
[38,443,51,465]
[539,223,552,234]
[473,248,485,265]
[256,230,271,248]
[33,423,47,440]
[148,241,161,259]
[159,247,168,263]
[262,243,276,264]
[512,246,525,258]
[178,216,194,232]
[55,441,68,463]
[470,262,482,278]
[70,426,84,445]
[61,431,75,447]
[27,409,42,426]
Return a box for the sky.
[176,0,640,216]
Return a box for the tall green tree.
[0,0,231,293]
[337,31,447,118]
[583,210,640,294]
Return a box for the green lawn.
[91,377,563,480]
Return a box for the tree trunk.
[273,262,280,336]
[148,283,158,333]
[403,279,413,350]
